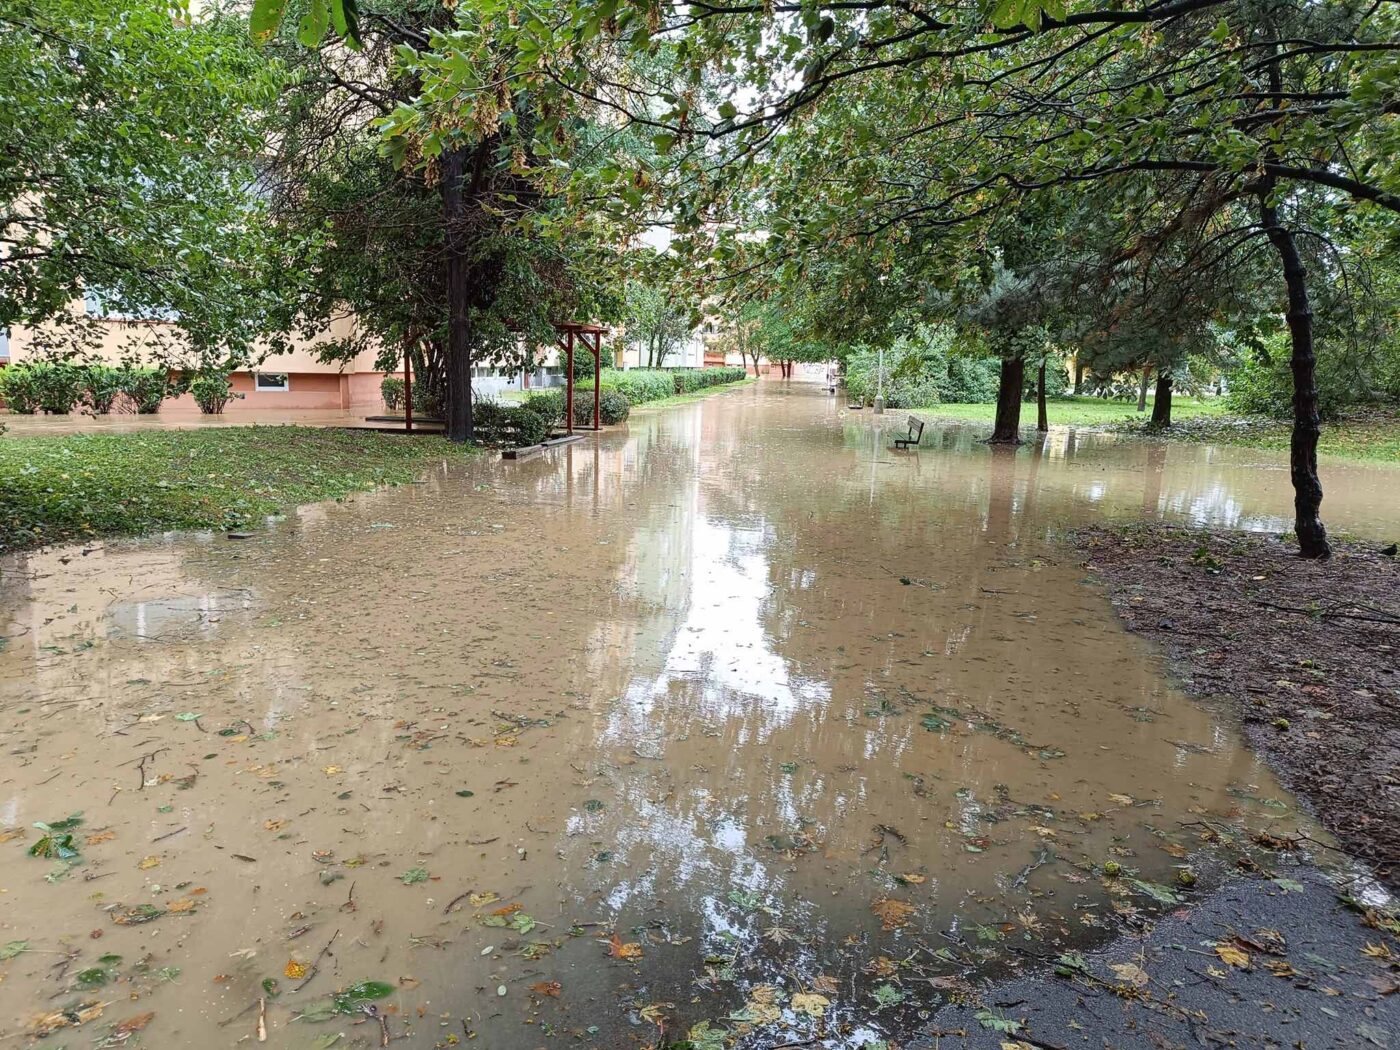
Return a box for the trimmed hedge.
[572,388,630,426]
[671,366,747,393]
[474,400,549,447]
[580,366,748,407]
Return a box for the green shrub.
[599,389,630,424]
[1225,344,1358,420]
[522,389,565,427]
[671,366,747,393]
[118,366,180,414]
[24,362,85,414]
[191,371,239,414]
[381,376,405,412]
[82,365,124,414]
[411,385,444,419]
[0,365,42,413]
[474,400,548,447]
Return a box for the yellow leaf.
[0,827,27,844]
[284,960,308,980]
[137,856,160,870]
[1108,793,1134,806]
[322,765,343,775]
[1361,942,1394,960]
[1215,943,1250,968]
[791,992,829,1017]
[85,830,117,845]
[167,898,197,914]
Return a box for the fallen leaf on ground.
[791,992,830,1017]
[1215,942,1251,968]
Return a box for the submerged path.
[0,383,1395,1048]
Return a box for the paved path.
[915,863,1398,1050]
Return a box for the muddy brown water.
[1,383,1389,1049]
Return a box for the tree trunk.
[989,355,1024,444]
[442,147,473,443]
[1136,366,1150,412]
[1036,360,1048,432]
[1260,194,1330,558]
[1150,371,1172,428]
[1073,358,1084,395]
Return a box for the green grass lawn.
[0,426,476,553]
[911,395,1228,428]
[910,397,1399,464]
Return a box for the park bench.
[893,415,924,450]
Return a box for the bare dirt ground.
[1075,523,1400,887]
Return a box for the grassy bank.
[1115,409,1400,464]
[0,426,476,553]
[911,395,1227,428]
[910,397,1400,464]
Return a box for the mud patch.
[1076,523,1400,886]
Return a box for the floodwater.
[0,383,1390,1049]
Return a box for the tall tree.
[1,0,284,359]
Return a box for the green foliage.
[190,372,239,415]
[1,0,284,359]
[28,362,86,415]
[0,365,42,414]
[1226,340,1357,421]
[624,280,692,367]
[381,377,405,412]
[592,369,674,404]
[118,366,182,415]
[670,367,748,394]
[81,365,124,415]
[0,428,475,553]
[598,389,631,425]
[522,389,566,427]
[475,401,550,447]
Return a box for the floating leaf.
[285,959,309,980]
[138,855,160,870]
[871,897,916,930]
[399,866,428,885]
[791,992,830,1017]
[330,980,394,1012]
[530,981,561,997]
[606,933,643,960]
[175,712,201,722]
[0,940,28,960]
[582,799,605,813]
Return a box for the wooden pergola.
[394,320,610,435]
[555,321,610,435]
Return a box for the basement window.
[254,373,289,392]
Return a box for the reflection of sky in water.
[606,515,832,752]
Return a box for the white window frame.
[254,372,290,392]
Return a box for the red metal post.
[564,330,575,436]
[592,334,601,431]
[403,341,414,433]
